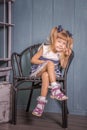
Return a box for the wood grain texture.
[0,110,87,130]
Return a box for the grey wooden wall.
[12,0,87,116]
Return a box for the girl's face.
[54,37,67,52]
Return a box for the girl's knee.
[47,61,54,66]
[42,72,49,78]
[47,61,55,69]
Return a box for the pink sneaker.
[32,98,47,117]
[50,86,68,101]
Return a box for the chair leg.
[26,88,34,112]
[62,100,68,128]
[12,88,17,124]
[61,79,68,128]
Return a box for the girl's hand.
[63,47,71,56]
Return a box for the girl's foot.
[32,97,47,117]
[50,86,68,101]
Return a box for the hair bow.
[57,25,63,32]
[66,30,72,37]
[57,25,72,37]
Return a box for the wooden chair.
[11,43,74,128]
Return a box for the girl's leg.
[36,61,68,101]
[32,71,49,117]
[46,61,56,82]
[35,61,56,83]
[41,72,49,96]
[32,61,68,117]
[45,61,68,101]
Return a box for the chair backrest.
[11,43,41,78]
[63,50,74,77]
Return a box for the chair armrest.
[64,50,74,77]
[11,52,23,78]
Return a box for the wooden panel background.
[9,0,87,115]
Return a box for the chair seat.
[15,76,65,82]
[15,76,42,81]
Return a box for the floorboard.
[0,110,87,130]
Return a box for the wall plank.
[13,0,33,52]
[10,0,87,115]
[73,0,87,115]
[32,0,53,43]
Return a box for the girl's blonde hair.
[49,26,74,68]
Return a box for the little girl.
[30,25,73,117]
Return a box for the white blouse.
[39,44,60,61]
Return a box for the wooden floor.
[0,110,87,130]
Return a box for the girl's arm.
[31,47,45,64]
